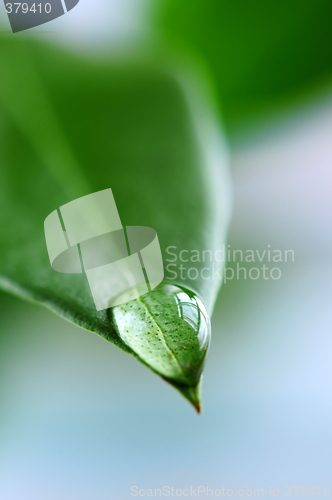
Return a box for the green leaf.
[0,36,231,409]
[156,0,332,136]
[111,284,210,412]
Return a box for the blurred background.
[0,1,332,498]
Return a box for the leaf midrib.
[0,39,91,201]
[137,294,192,386]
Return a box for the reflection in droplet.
[173,288,210,351]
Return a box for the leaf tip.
[163,376,203,414]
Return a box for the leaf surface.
[0,36,231,408]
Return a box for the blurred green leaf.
[156,0,332,135]
[0,36,230,408]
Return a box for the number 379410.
[285,487,331,496]
[5,3,52,14]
